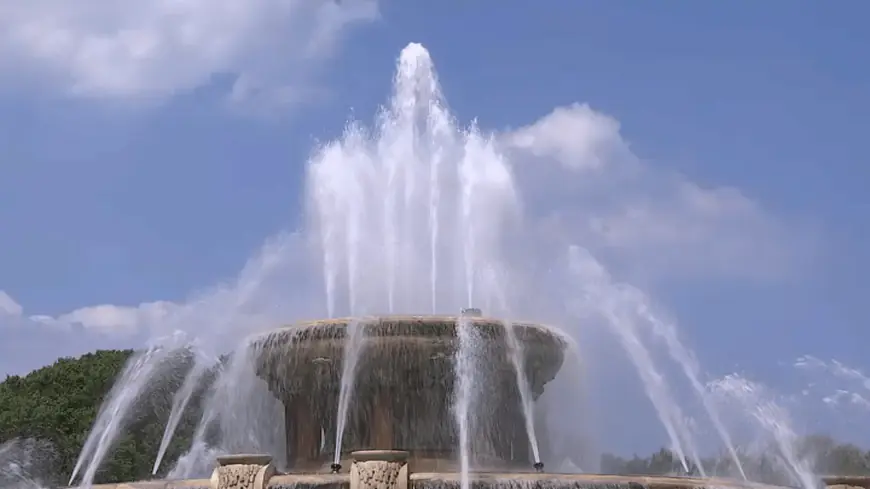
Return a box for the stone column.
[285,398,322,468]
[370,391,394,449]
[210,454,276,489]
[350,450,409,489]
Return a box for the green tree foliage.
[0,349,207,485]
[0,350,134,483]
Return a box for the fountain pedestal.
[350,450,409,489]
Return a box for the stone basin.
[250,315,569,470]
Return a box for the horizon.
[1,0,869,464]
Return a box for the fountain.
[40,41,851,489]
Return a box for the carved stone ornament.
[350,450,410,489]
[210,454,276,489]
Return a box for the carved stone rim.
[216,454,273,466]
[351,450,410,463]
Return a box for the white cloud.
[506,103,626,172]
[0,0,378,104]
[0,289,143,375]
[502,103,809,283]
[0,289,166,336]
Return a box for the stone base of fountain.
[68,316,862,489]
[81,450,863,489]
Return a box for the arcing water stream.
[708,375,819,489]
[153,361,209,475]
[504,321,543,465]
[567,246,700,474]
[70,337,194,487]
[333,319,367,466]
[63,41,823,489]
[0,439,55,489]
[567,246,745,478]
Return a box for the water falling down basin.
[251,314,568,472]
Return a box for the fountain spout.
[534,462,544,473]
[331,463,342,474]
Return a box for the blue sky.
[1,1,869,455]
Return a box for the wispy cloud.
[502,103,812,283]
[0,0,378,106]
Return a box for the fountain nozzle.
[330,463,342,474]
[461,307,482,317]
[533,462,544,473]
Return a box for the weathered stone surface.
[210,454,276,489]
[350,450,409,489]
[409,473,791,489]
[824,478,870,489]
[79,471,804,489]
[268,473,348,489]
[216,464,260,489]
[218,455,275,466]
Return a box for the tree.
[0,349,205,485]
[599,439,870,483]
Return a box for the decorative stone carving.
[210,454,276,489]
[350,450,409,489]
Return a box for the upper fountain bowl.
[250,314,568,471]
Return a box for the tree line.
[600,438,870,484]
[1,350,869,486]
